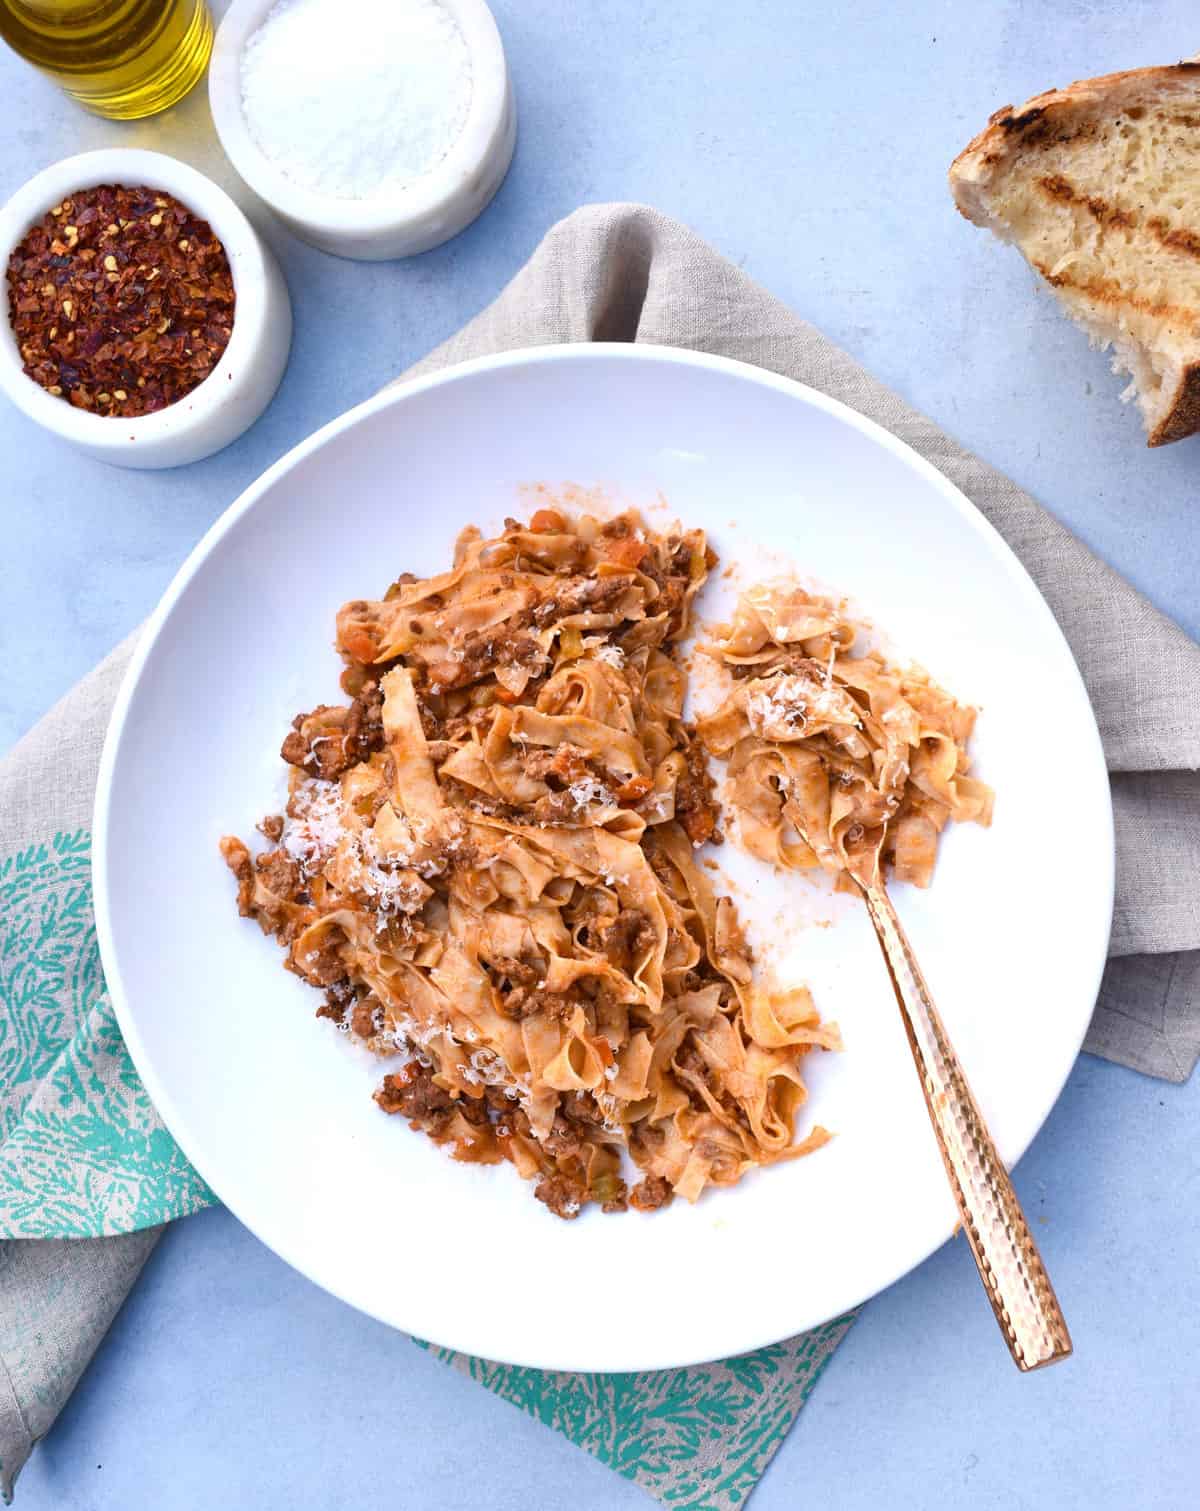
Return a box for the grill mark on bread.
[1036,174,1136,229]
[988,100,1096,153]
[1031,259,1199,325]
[1035,174,1200,259]
[950,61,1200,444]
[1000,105,1046,134]
[1146,216,1200,261]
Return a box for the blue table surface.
[4,3,1198,1507]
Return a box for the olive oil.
[0,0,212,119]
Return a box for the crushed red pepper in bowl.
[5,182,235,419]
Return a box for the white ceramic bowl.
[209,0,516,261]
[95,345,1113,1371]
[0,149,291,470]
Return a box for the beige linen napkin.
[3,203,1199,1501]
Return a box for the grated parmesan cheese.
[745,674,861,741]
[568,775,611,810]
[355,827,429,915]
[282,779,343,873]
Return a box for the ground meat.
[279,728,307,766]
[345,682,384,755]
[525,741,591,787]
[561,1091,609,1128]
[255,847,301,901]
[490,955,543,989]
[258,814,284,842]
[374,1062,454,1125]
[495,981,575,1022]
[674,731,722,846]
[533,1172,587,1219]
[675,966,709,995]
[441,778,520,826]
[280,706,342,776]
[628,1174,674,1212]
[538,991,580,1023]
[541,1114,587,1160]
[219,836,254,916]
[658,577,688,635]
[428,625,546,693]
[279,684,384,779]
[505,1105,536,1143]
[526,747,616,824]
[602,908,656,972]
[494,991,532,1021]
[728,650,819,683]
[291,923,346,986]
[507,632,545,667]
[644,840,680,891]
[489,954,546,1018]
[653,537,711,640]
[531,788,599,825]
[416,695,447,743]
[456,1092,491,1127]
[315,981,353,1024]
[571,884,617,934]
[675,1042,709,1083]
[532,574,630,628]
[484,630,543,679]
[349,994,381,1040]
[482,1084,514,1116]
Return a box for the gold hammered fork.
[836,844,1073,1370]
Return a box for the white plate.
[94,345,1113,1371]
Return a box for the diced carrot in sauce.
[599,536,650,568]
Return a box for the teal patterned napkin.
[0,815,854,1505]
[6,200,1200,1505]
[0,831,212,1237]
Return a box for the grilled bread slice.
[950,63,1200,446]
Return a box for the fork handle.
[861,881,1072,1370]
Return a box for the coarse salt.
[240,0,473,201]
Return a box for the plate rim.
[93,342,1115,1369]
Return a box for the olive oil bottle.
[0,0,212,119]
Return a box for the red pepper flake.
[5,183,236,420]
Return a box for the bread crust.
[1151,361,1200,446]
[949,62,1200,213]
[949,61,1200,445]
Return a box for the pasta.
[221,510,838,1219]
[696,583,994,890]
